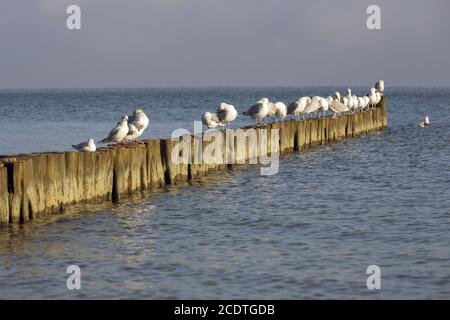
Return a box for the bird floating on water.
[72,138,96,152]
[419,116,431,128]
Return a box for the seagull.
[343,96,349,106]
[123,123,140,142]
[288,96,310,120]
[122,109,149,143]
[335,91,343,103]
[243,98,269,125]
[216,103,237,128]
[326,96,334,106]
[419,116,431,128]
[318,97,329,118]
[99,115,129,144]
[369,88,378,109]
[303,98,321,118]
[375,80,385,94]
[346,89,355,111]
[357,97,368,111]
[129,109,149,133]
[352,95,359,112]
[267,101,277,118]
[202,111,224,129]
[345,90,358,112]
[346,89,353,101]
[72,138,96,152]
[329,98,349,115]
[274,102,287,122]
[375,91,382,105]
[363,96,371,110]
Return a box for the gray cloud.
[1,0,449,88]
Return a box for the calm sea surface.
[0,87,449,299]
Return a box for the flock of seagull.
[201,80,386,128]
[72,109,149,152]
[71,79,431,153]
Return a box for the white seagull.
[244,98,269,125]
[375,91,382,105]
[318,97,329,117]
[330,98,349,115]
[123,123,140,142]
[419,116,431,128]
[342,96,349,107]
[335,91,342,102]
[72,138,96,152]
[303,98,321,118]
[129,109,149,135]
[288,96,310,120]
[375,80,385,94]
[267,101,277,118]
[363,96,371,109]
[326,96,334,106]
[99,115,129,144]
[352,95,359,112]
[202,111,224,129]
[357,97,367,111]
[369,88,378,109]
[274,102,288,122]
[216,103,237,128]
[346,89,355,111]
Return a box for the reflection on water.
[1,88,450,299]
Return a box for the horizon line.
[1,85,450,91]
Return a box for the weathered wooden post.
[202,130,223,173]
[310,118,319,146]
[30,153,48,214]
[3,158,31,223]
[112,145,130,200]
[380,97,388,128]
[0,164,9,228]
[304,119,312,148]
[143,140,165,188]
[129,143,148,192]
[161,138,180,184]
[94,148,114,202]
[233,128,248,165]
[44,152,66,213]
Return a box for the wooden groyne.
[0,98,387,229]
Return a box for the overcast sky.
[1,0,449,88]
